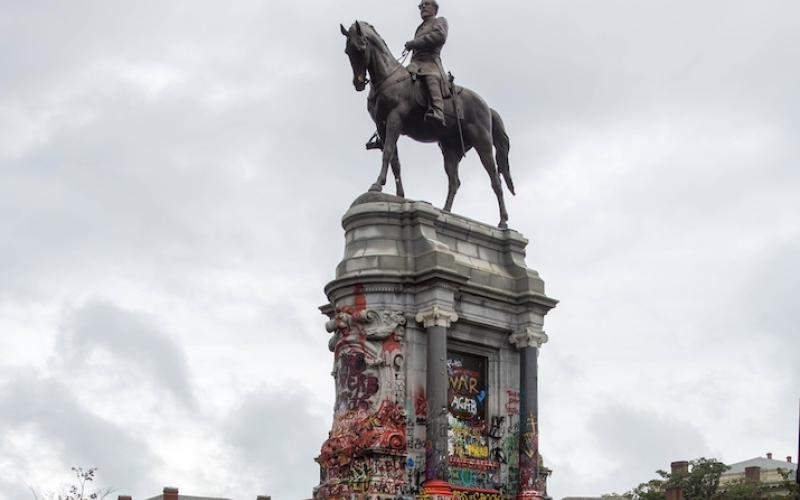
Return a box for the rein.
[364,37,410,97]
[369,65,409,96]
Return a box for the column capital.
[415,304,458,328]
[510,325,548,349]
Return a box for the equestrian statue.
[340,0,516,228]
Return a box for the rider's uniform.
[406,16,451,122]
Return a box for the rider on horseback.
[405,0,451,126]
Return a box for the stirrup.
[365,132,383,150]
[425,109,446,126]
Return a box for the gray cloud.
[0,369,156,496]
[56,299,195,408]
[223,385,329,500]
[0,479,33,500]
[586,405,711,496]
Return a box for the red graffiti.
[336,352,379,411]
[518,413,541,496]
[354,283,366,312]
[415,389,428,418]
[505,389,520,416]
[318,399,407,469]
[449,456,500,470]
[382,332,402,354]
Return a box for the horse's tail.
[491,108,515,195]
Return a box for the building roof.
[724,456,797,474]
[144,496,233,500]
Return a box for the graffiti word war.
[336,352,379,411]
[449,368,480,394]
[448,366,482,419]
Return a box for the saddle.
[411,73,464,121]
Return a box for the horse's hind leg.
[475,142,509,228]
[391,152,404,198]
[442,144,462,212]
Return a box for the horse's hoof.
[498,221,508,229]
[368,183,383,192]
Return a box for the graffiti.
[394,370,406,406]
[426,415,450,481]
[498,415,519,496]
[449,467,495,490]
[449,368,480,394]
[337,352,380,411]
[316,455,407,496]
[449,416,489,460]
[319,400,407,469]
[450,395,478,416]
[487,416,505,439]
[414,388,427,419]
[449,456,499,470]
[505,389,519,416]
[447,352,487,423]
[452,489,502,500]
[446,357,463,369]
[490,447,506,464]
[318,301,412,499]
[520,414,538,459]
[517,413,539,494]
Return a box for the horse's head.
[341,21,370,91]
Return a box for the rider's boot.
[424,76,446,126]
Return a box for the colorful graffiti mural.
[449,416,489,460]
[446,351,500,495]
[317,304,411,499]
[317,299,549,498]
[447,353,487,421]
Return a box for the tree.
[668,457,729,500]
[29,467,114,500]
[605,458,727,500]
[607,458,800,500]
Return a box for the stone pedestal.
[314,194,557,499]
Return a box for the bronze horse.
[341,21,516,228]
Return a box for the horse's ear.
[340,24,348,37]
[355,21,363,36]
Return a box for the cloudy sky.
[1,1,798,499]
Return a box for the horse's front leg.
[391,152,404,198]
[442,144,462,212]
[369,114,402,193]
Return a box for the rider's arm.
[407,17,448,50]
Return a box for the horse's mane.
[357,21,393,56]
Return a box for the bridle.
[357,34,411,96]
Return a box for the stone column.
[416,304,458,497]
[510,326,548,500]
